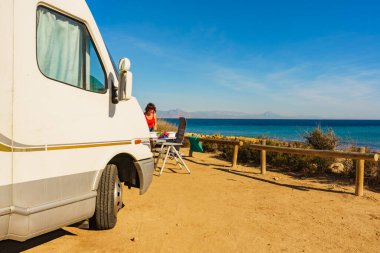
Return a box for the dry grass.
[156,119,177,132]
[193,131,380,188]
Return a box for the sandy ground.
[2,148,380,253]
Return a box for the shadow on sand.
[183,157,230,168]
[153,167,181,176]
[211,167,354,195]
[184,155,363,195]
[0,229,76,253]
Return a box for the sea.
[163,119,380,151]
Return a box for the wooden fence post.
[232,144,239,168]
[261,140,267,174]
[355,147,365,196]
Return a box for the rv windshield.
[106,46,119,76]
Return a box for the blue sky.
[87,0,380,119]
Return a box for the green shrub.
[367,160,380,188]
[303,127,340,174]
[202,142,218,152]
[304,126,339,150]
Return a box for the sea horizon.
[163,118,380,151]
[161,117,380,120]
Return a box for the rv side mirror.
[118,58,133,100]
[111,81,119,104]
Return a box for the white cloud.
[266,65,308,80]
[209,66,267,91]
[104,31,380,118]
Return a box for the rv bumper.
[134,157,154,195]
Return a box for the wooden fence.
[186,137,243,168]
[251,140,379,196]
[186,136,379,197]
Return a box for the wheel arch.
[109,153,140,190]
[92,152,140,191]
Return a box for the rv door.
[0,0,13,240]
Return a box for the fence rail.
[185,136,379,197]
[250,143,378,161]
[186,137,243,168]
[251,141,378,196]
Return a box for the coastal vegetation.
[199,128,380,188]
[157,119,379,188]
[156,119,177,132]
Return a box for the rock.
[329,163,345,174]
[273,177,279,181]
[130,237,138,242]
[327,184,335,189]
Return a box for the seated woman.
[145,102,157,132]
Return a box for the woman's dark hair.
[145,103,156,113]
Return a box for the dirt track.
[2,148,380,252]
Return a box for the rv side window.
[85,30,106,92]
[36,7,106,93]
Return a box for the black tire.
[90,164,123,230]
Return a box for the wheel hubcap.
[113,175,123,216]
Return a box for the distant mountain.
[157,109,321,119]
[157,109,295,119]
[255,111,284,119]
[157,109,192,118]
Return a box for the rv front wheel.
[90,164,123,230]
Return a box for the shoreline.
[163,118,380,151]
[161,117,380,121]
[187,132,380,153]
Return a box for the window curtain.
[37,8,83,88]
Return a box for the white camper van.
[0,0,154,241]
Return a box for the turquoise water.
[163,119,380,150]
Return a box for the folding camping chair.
[154,117,190,176]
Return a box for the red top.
[145,114,155,128]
